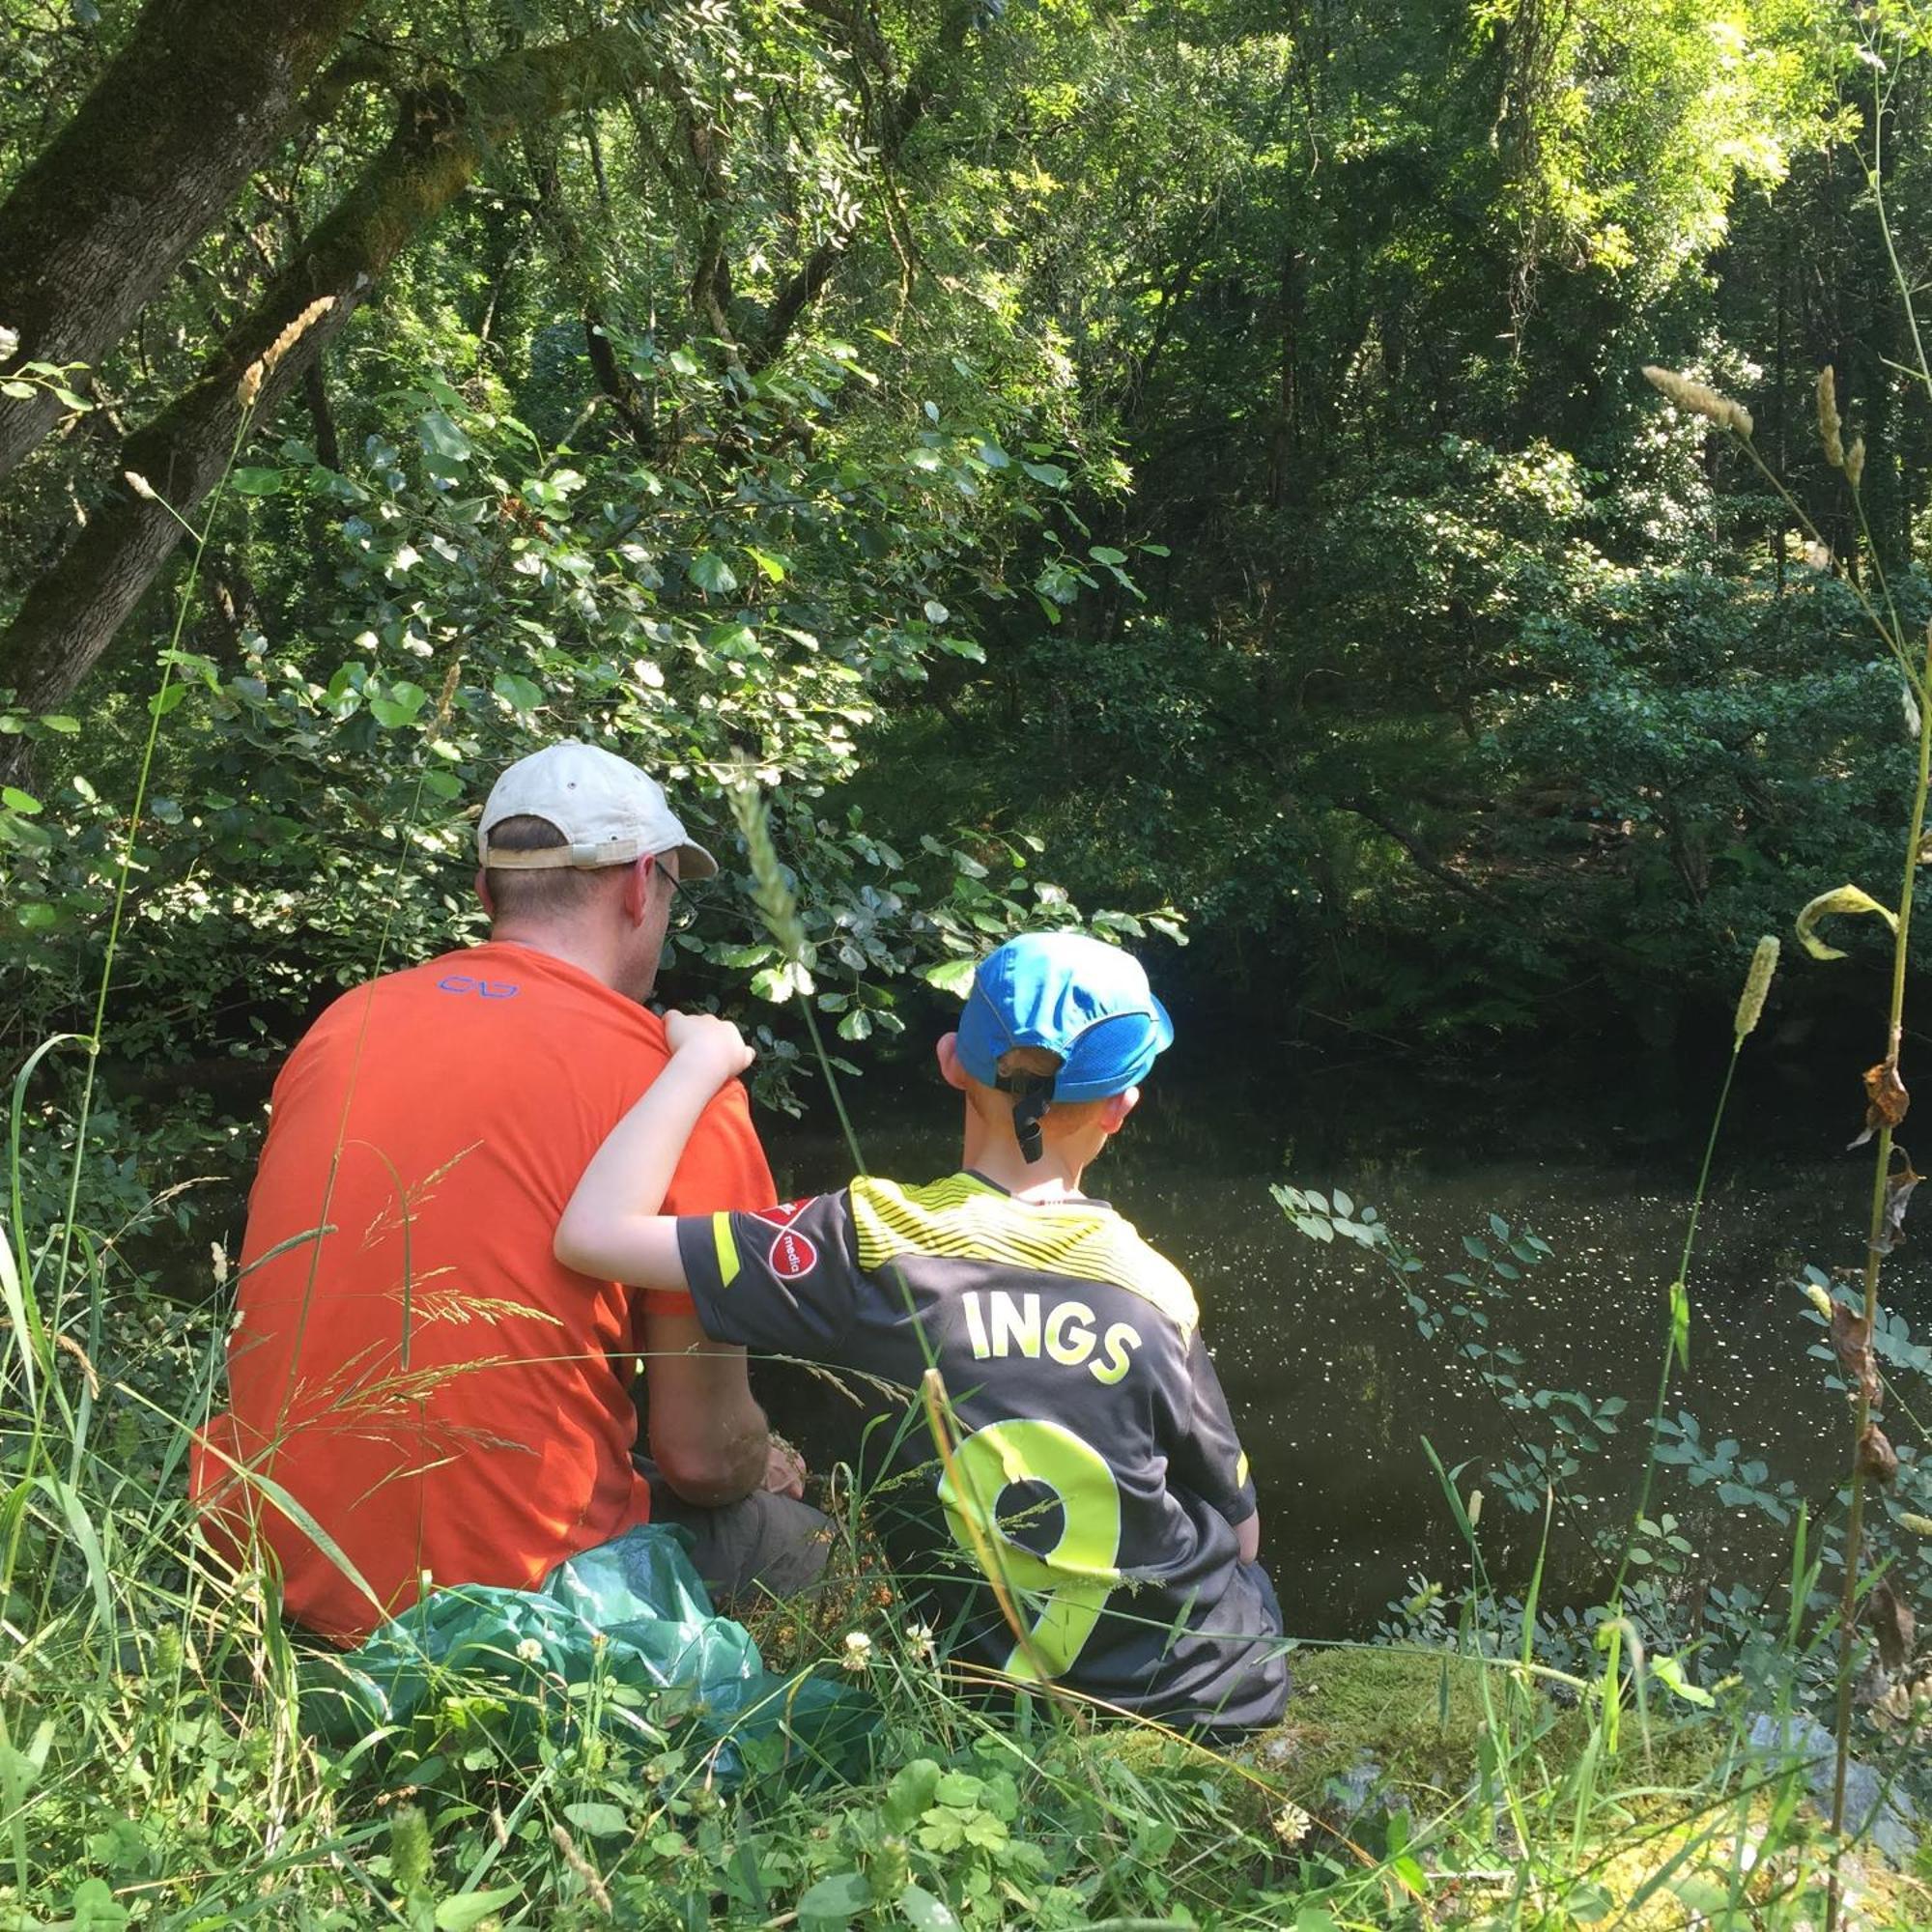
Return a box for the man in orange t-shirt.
[193,743,824,1642]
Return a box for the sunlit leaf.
[1795,884,1897,960]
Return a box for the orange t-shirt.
[191,941,776,1642]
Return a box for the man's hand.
[664,1009,755,1082]
[762,1435,808,1499]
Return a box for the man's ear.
[1098,1086,1140,1135]
[620,854,653,926]
[936,1031,971,1093]
[475,867,496,917]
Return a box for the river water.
[757,1042,1924,1640]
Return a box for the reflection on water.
[760,1046,1923,1639]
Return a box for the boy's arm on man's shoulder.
[674,1189,864,1359]
[555,1014,753,1290]
[662,1076,778,1216]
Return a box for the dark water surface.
[756,1044,1927,1640]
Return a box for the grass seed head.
[1733,935,1779,1042]
[1899,1513,1932,1537]
[1817,365,1845,468]
[388,1804,432,1897]
[1803,1282,1835,1321]
[123,469,157,502]
[1642,365,1751,437]
[727,772,811,961]
[237,296,335,409]
[1846,435,1866,490]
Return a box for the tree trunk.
[0,28,657,732]
[0,0,372,485]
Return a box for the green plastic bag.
[300,1523,873,1788]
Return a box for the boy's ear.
[1098,1086,1140,1135]
[935,1031,971,1093]
[475,867,496,917]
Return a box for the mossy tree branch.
[0,26,663,740]
[0,0,375,484]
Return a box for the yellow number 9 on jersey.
[936,1416,1123,1681]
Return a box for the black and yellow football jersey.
[676,1170,1289,1732]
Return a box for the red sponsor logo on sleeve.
[769,1229,819,1280]
[753,1199,810,1228]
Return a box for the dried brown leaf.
[1859,1425,1899,1486]
[1874,1156,1924,1257]
[1830,1302,1882,1406]
[1850,1061,1910,1150]
[1866,1577,1917,1675]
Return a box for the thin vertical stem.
[1824,619,1932,1932]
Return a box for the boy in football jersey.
[556,933,1289,1733]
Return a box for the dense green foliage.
[2,0,1931,1077]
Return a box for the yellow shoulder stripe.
[849,1174,1198,1332]
[712,1212,740,1288]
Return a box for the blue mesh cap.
[954,932,1175,1102]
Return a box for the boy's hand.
[664,1009,755,1080]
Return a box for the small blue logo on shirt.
[437,976,520,999]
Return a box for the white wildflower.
[516,1636,544,1662]
[1272,1802,1313,1846]
[840,1631,874,1671]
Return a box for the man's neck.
[487,922,623,993]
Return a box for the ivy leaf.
[689,551,738,595]
[1795,884,1897,960]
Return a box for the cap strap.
[995,1069,1055,1165]
[481,838,650,870]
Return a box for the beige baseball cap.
[476,742,718,879]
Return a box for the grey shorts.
[638,1461,833,1610]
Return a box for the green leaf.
[68,1877,128,1931]
[369,683,427,729]
[796,1870,871,1918]
[40,714,82,733]
[3,786,41,813]
[900,1883,961,1929]
[1794,883,1897,960]
[690,552,738,595]
[1089,545,1127,565]
[919,957,977,997]
[419,410,472,463]
[229,466,283,497]
[884,1757,942,1828]
[1669,1278,1690,1371]
[492,671,545,715]
[563,1801,629,1838]
[0,380,34,399]
[1021,460,1069,488]
[434,1887,523,1931]
[1650,1651,1714,1706]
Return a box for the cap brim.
[673,838,719,883]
